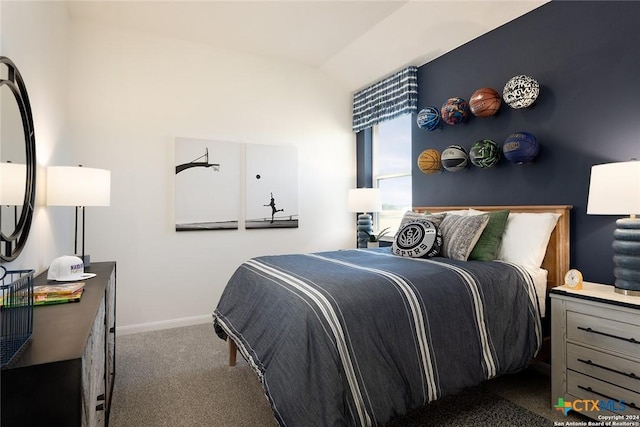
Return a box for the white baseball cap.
[47,256,97,281]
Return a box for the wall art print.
[174,137,241,231]
[245,144,298,229]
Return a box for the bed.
[213,205,571,426]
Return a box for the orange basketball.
[417,149,441,174]
[469,87,501,117]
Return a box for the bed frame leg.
[228,338,237,367]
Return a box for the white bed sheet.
[525,266,548,317]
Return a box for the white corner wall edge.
[116,314,212,336]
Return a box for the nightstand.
[1,262,117,427]
[550,282,640,418]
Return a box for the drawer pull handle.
[577,326,640,345]
[578,385,637,410]
[577,358,640,381]
[578,385,614,401]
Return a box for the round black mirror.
[0,57,36,262]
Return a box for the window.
[372,114,412,234]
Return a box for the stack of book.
[33,282,85,306]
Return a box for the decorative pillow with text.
[392,220,442,258]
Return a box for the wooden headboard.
[412,205,572,290]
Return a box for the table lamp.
[348,188,382,248]
[587,160,640,296]
[47,165,111,267]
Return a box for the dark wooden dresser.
[1,261,116,427]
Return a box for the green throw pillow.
[469,210,510,261]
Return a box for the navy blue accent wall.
[412,1,640,285]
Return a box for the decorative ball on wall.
[503,131,539,164]
[417,149,442,174]
[416,106,442,131]
[440,97,470,125]
[470,139,501,168]
[469,87,501,117]
[441,145,469,172]
[502,75,540,109]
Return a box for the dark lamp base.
[76,254,91,268]
[356,213,373,249]
[615,287,640,296]
[612,218,640,297]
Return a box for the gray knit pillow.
[440,214,490,261]
[397,211,446,233]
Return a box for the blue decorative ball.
[441,97,470,125]
[503,132,539,164]
[417,106,442,131]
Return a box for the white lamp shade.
[587,161,640,215]
[348,188,382,213]
[47,166,111,206]
[0,162,26,205]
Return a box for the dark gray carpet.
[110,323,585,426]
[388,385,549,426]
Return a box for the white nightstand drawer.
[568,371,640,415]
[567,311,640,358]
[567,343,640,393]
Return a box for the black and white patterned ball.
[392,221,442,258]
[502,75,540,109]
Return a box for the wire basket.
[1,267,34,368]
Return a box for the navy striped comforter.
[213,248,541,426]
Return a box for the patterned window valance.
[352,66,418,133]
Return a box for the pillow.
[420,209,468,216]
[497,212,561,269]
[392,221,442,258]
[439,214,490,261]
[439,209,469,216]
[398,211,447,230]
[467,209,510,261]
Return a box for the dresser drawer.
[568,371,640,415]
[567,311,640,358]
[567,343,640,393]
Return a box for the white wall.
[1,1,71,272]
[67,21,355,331]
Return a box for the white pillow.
[497,212,561,269]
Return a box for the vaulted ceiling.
[67,0,548,91]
